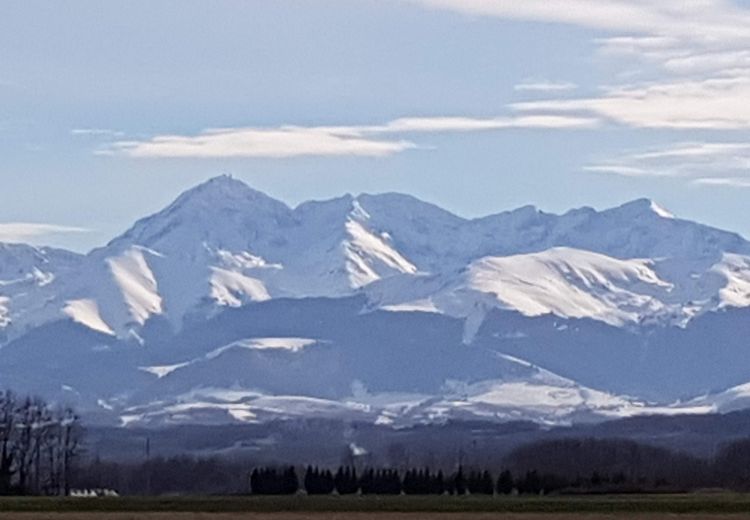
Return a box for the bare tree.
[58,407,81,496]
[0,391,16,494]
[0,391,81,496]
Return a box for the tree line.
[0,391,81,496]
[241,438,750,495]
[71,437,750,496]
[248,465,568,495]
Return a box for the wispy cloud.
[372,115,597,133]
[583,165,667,178]
[514,80,577,92]
[412,0,750,131]
[0,223,90,243]
[586,141,750,187]
[106,128,418,159]
[409,0,750,44]
[104,115,598,159]
[71,128,125,138]
[692,177,750,188]
[513,75,750,129]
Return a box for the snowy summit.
[1,177,750,427]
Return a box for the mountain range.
[2,175,750,427]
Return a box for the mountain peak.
[147,175,292,225]
[608,198,674,219]
[105,175,291,250]
[510,204,540,217]
[170,175,285,210]
[196,173,243,189]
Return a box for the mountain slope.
[3,175,750,340]
[3,176,750,426]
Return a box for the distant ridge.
[1,176,750,427]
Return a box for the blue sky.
[3,0,750,251]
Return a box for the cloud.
[692,177,750,188]
[409,0,750,44]
[512,75,750,129]
[514,81,577,92]
[373,115,597,132]
[410,0,682,32]
[586,141,750,185]
[108,128,418,159]
[405,1,750,190]
[71,128,125,137]
[0,223,90,243]
[412,0,750,131]
[583,165,666,178]
[105,115,598,158]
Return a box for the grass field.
[2,514,750,520]
[2,494,750,518]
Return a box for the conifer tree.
[360,468,376,495]
[518,470,541,495]
[480,470,494,495]
[497,469,514,495]
[283,466,299,495]
[250,468,259,494]
[334,466,359,495]
[322,469,335,494]
[453,466,467,495]
[432,470,445,495]
[304,466,318,494]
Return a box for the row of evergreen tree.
[248,467,299,495]
[250,466,562,495]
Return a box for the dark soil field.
[1,514,750,520]
[3,495,750,518]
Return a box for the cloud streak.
[513,75,750,129]
[105,115,598,159]
[413,0,750,131]
[0,223,90,244]
[410,0,750,44]
[514,81,577,92]
[71,128,125,138]
[586,141,750,188]
[692,177,750,188]
[108,128,418,159]
[371,115,597,133]
[97,1,750,167]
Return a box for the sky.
[3,0,750,252]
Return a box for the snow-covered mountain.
[2,175,748,340]
[2,175,750,426]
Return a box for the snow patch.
[139,338,319,380]
[711,254,750,309]
[209,267,270,307]
[105,247,163,326]
[139,363,189,378]
[97,399,115,411]
[208,337,317,357]
[342,218,417,288]
[459,247,672,326]
[380,299,440,313]
[0,297,9,328]
[650,201,675,219]
[62,299,115,335]
[375,247,676,329]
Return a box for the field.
[3,495,750,518]
[2,515,750,520]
